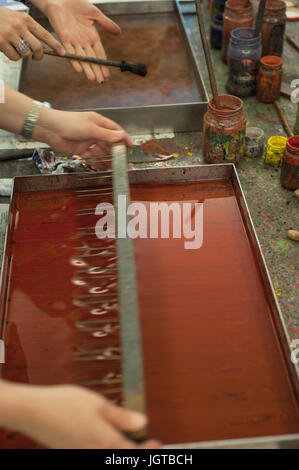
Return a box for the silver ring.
[17,40,30,55]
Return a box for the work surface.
[0,9,298,348]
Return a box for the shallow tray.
[0,164,298,448]
[19,1,208,134]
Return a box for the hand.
[33,108,133,156]
[44,0,121,83]
[12,384,160,449]
[0,7,64,61]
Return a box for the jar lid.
[208,94,244,116]
[212,13,223,24]
[246,127,265,141]
[225,0,252,15]
[265,0,286,13]
[260,56,283,70]
[267,136,287,150]
[230,28,261,46]
[287,135,299,155]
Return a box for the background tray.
[19,1,208,134]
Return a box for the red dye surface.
[0,189,122,448]
[132,181,299,444]
[0,181,298,448]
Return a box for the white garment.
[0,178,13,197]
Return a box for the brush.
[286,34,299,54]
[43,50,147,77]
[254,0,267,37]
[274,101,294,137]
[195,0,221,109]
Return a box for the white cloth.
[0,178,13,197]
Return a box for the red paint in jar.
[256,56,283,103]
[280,135,299,190]
[203,94,247,164]
[261,0,286,57]
[221,0,254,64]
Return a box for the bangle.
[21,100,44,140]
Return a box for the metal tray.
[0,164,298,448]
[19,1,208,134]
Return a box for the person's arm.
[0,380,159,449]
[31,0,121,83]
[0,6,64,60]
[0,86,132,156]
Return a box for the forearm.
[0,86,56,143]
[0,379,35,432]
[0,86,33,135]
[29,0,66,15]
[28,0,58,13]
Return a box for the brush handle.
[195,0,221,109]
[274,100,294,137]
[286,35,299,54]
[45,49,121,67]
[254,0,266,37]
[43,50,147,76]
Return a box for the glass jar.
[280,135,299,190]
[264,135,287,167]
[203,94,247,164]
[221,0,254,64]
[261,0,286,57]
[226,28,262,97]
[256,56,283,103]
[210,13,224,50]
[245,127,265,158]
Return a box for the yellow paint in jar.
[264,136,287,168]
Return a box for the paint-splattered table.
[0,13,298,342]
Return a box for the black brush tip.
[120,61,147,77]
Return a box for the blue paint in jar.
[226,27,262,98]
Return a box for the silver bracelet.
[21,100,44,140]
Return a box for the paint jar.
[264,135,287,168]
[245,127,265,158]
[280,135,299,190]
[221,0,254,64]
[210,13,224,49]
[261,0,286,57]
[256,56,283,103]
[294,104,299,135]
[203,94,247,164]
[226,28,262,97]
